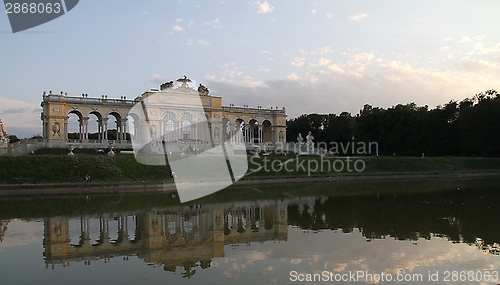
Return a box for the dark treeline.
[286,90,500,157]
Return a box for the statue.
[0,119,8,144]
[198,83,209,95]
[306,131,314,152]
[160,81,174,91]
[52,122,60,137]
[297,133,303,145]
[68,145,75,156]
[176,75,192,89]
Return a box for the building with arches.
[40,76,287,149]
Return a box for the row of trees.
[287,90,500,157]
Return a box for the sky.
[1,0,499,138]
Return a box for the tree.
[7,134,19,143]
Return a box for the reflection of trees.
[288,188,500,253]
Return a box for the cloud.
[290,57,306,67]
[198,39,210,45]
[328,64,345,74]
[310,57,331,67]
[287,73,298,80]
[259,66,271,72]
[205,53,492,120]
[256,1,274,14]
[317,58,331,66]
[0,108,26,115]
[353,53,375,62]
[317,46,333,55]
[300,46,333,56]
[205,74,217,80]
[149,74,165,86]
[186,39,210,46]
[169,18,193,34]
[455,58,500,76]
[311,10,317,14]
[0,98,41,137]
[457,36,473,43]
[348,12,368,21]
[473,34,487,41]
[470,42,500,55]
[204,18,223,29]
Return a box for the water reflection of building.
[43,199,292,276]
[0,220,8,242]
[40,189,500,276]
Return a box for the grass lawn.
[1,149,500,185]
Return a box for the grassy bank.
[0,153,170,185]
[1,149,500,185]
[245,154,500,178]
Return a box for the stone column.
[121,118,128,141]
[78,119,83,140]
[97,120,102,141]
[83,117,89,141]
[258,126,263,144]
[63,117,69,140]
[244,124,249,143]
[116,119,121,142]
[232,123,237,143]
[102,118,109,142]
[42,119,49,139]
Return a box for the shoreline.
[1,170,499,198]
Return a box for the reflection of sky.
[212,228,500,284]
[0,219,44,248]
[1,220,499,285]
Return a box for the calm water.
[1,179,499,285]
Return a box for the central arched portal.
[262,120,272,143]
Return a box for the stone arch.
[88,110,104,141]
[248,118,259,144]
[67,109,84,140]
[108,111,126,141]
[234,117,245,124]
[234,118,245,143]
[262,119,273,143]
[179,112,194,141]
[126,112,140,141]
[162,111,177,142]
[194,112,210,143]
